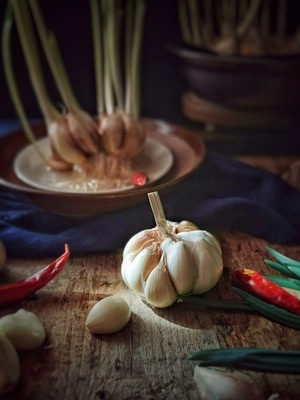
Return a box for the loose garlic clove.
[0,309,46,351]
[0,333,20,394]
[85,296,131,334]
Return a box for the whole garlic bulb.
[121,192,223,308]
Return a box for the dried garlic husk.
[193,366,265,400]
[0,309,46,351]
[121,192,223,308]
[85,296,131,334]
[0,333,20,394]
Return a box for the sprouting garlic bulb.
[121,192,223,308]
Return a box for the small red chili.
[231,268,300,316]
[0,244,70,307]
[131,171,148,187]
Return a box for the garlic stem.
[148,192,179,242]
[187,0,202,47]
[90,0,104,116]
[106,0,124,111]
[237,0,261,38]
[148,192,169,237]
[29,0,79,113]
[2,1,47,163]
[11,0,57,122]
[277,0,287,37]
[102,0,114,115]
[124,0,134,114]
[130,0,146,118]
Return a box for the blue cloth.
[0,150,299,258]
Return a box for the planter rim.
[166,42,300,69]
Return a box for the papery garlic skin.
[121,218,223,308]
[85,296,131,334]
[0,309,46,351]
[0,333,20,394]
[193,366,265,400]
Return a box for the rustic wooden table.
[1,155,300,400]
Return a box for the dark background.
[0,1,184,121]
[0,0,299,154]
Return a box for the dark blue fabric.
[1,150,299,259]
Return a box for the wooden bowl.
[0,119,205,217]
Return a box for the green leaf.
[264,259,298,278]
[287,266,300,279]
[266,246,300,268]
[188,347,300,374]
[232,287,300,330]
[263,273,300,291]
[178,295,252,312]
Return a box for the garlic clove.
[122,229,154,257]
[191,239,223,294]
[121,244,161,297]
[66,111,99,155]
[144,257,177,308]
[161,238,197,295]
[0,333,20,394]
[170,220,199,233]
[121,250,146,296]
[193,366,265,400]
[48,118,86,165]
[120,114,145,159]
[178,230,223,294]
[98,113,124,155]
[202,231,222,256]
[0,309,46,351]
[85,296,131,334]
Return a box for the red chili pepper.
[131,171,148,187]
[0,244,70,307]
[231,269,300,316]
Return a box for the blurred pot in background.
[168,0,300,129]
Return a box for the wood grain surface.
[0,234,299,400]
[1,155,300,400]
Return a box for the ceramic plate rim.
[13,136,174,194]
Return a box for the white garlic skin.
[121,220,223,308]
[0,309,46,351]
[85,296,131,334]
[0,333,20,394]
[193,366,265,400]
